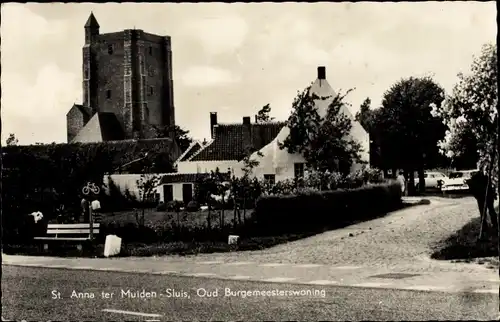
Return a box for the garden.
[2,158,407,257]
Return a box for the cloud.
[293,41,330,66]
[254,14,313,63]
[1,4,66,52]
[180,66,241,87]
[181,15,248,55]
[2,63,80,144]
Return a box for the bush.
[253,181,402,235]
[186,200,200,212]
[156,201,167,211]
[166,200,184,212]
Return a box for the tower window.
[107,44,114,55]
[106,90,112,99]
[148,46,153,56]
[149,86,154,96]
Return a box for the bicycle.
[82,182,101,195]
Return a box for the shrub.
[156,201,167,211]
[186,200,200,212]
[253,181,402,235]
[166,200,184,212]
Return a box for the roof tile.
[190,122,285,161]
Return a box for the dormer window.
[106,90,112,99]
[107,44,114,55]
[149,86,154,96]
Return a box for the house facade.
[176,66,370,182]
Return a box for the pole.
[89,202,94,241]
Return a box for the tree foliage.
[355,98,375,133]
[376,77,447,174]
[255,104,274,123]
[279,86,363,174]
[6,133,18,146]
[432,43,497,182]
[149,124,193,153]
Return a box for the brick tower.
[67,12,175,142]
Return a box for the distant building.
[176,66,370,182]
[67,12,176,143]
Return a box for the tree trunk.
[243,196,247,223]
[207,202,211,230]
[418,168,426,195]
[233,200,237,229]
[479,151,497,239]
[407,170,416,196]
[221,196,225,228]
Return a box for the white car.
[415,171,447,190]
[441,169,479,193]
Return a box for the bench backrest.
[46,223,100,238]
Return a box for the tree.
[355,98,375,132]
[255,104,274,123]
[433,44,497,178]
[376,77,447,194]
[431,43,498,235]
[136,162,161,226]
[279,86,363,175]
[355,97,383,171]
[237,146,263,221]
[6,133,18,146]
[150,124,193,153]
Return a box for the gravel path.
[177,196,490,272]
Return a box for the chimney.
[242,116,252,151]
[210,112,217,139]
[317,66,326,80]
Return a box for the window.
[149,86,154,96]
[264,174,275,185]
[148,46,153,56]
[294,163,305,179]
[107,44,114,55]
[106,90,111,99]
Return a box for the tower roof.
[85,12,99,28]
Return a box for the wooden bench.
[33,223,100,251]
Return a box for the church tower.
[82,12,99,114]
[67,13,176,142]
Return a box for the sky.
[1,2,497,145]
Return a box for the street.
[2,266,498,321]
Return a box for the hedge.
[252,181,402,235]
[2,139,178,219]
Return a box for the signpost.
[82,182,100,241]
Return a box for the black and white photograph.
[1,2,499,320]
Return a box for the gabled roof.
[67,104,91,117]
[175,140,204,164]
[71,112,124,143]
[189,122,285,162]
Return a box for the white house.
[176,66,370,182]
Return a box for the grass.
[431,206,499,268]
[4,200,419,258]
